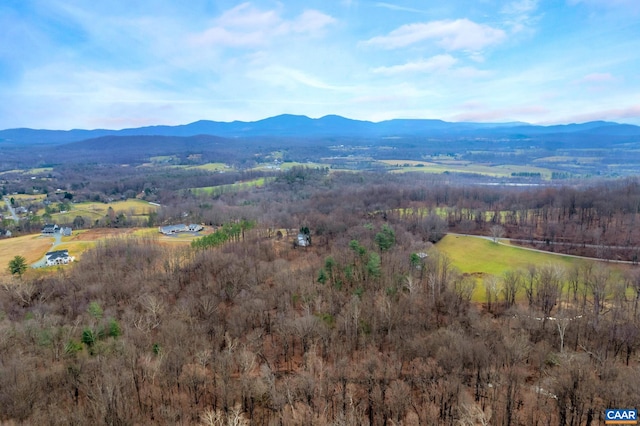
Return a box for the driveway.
[2,197,19,222]
[31,231,63,268]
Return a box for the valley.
[1,116,640,424]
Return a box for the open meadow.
[434,234,628,301]
[0,226,209,278]
[379,159,556,178]
[0,234,55,274]
[43,199,158,223]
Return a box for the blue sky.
[1,0,640,129]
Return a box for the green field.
[379,159,556,179]
[435,234,594,301]
[252,161,331,171]
[45,199,158,222]
[186,162,230,171]
[437,234,581,275]
[190,177,274,195]
[5,193,47,203]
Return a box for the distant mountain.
[36,134,248,165]
[2,114,640,146]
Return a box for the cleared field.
[190,177,273,195]
[379,160,555,179]
[533,156,600,164]
[187,163,230,171]
[251,161,330,171]
[379,160,439,168]
[27,167,54,174]
[0,226,204,277]
[44,199,158,222]
[437,234,581,275]
[435,234,585,301]
[7,193,47,203]
[0,234,55,277]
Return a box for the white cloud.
[501,0,540,33]
[361,19,506,51]
[285,10,337,34]
[372,54,457,75]
[190,4,336,48]
[216,3,280,29]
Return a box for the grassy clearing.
[44,199,158,222]
[0,234,55,276]
[437,234,581,275]
[533,156,600,164]
[380,160,438,167]
[0,169,22,175]
[251,161,330,171]
[383,161,555,179]
[27,167,54,174]
[435,234,586,301]
[279,162,329,170]
[190,177,273,195]
[187,163,230,171]
[54,240,96,260]
[6,193,47,203]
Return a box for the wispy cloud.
[1,1,640,128]
[451,105,549,122]
[501,0,540,33]
[372,55,457,75]
[579,72,616,83]
[190,4,336,48]
[361,19,506,51]
[561,105,640,123]
[374,2,428,14]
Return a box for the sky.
[1,0,640,130]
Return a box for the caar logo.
[605,409,638,425]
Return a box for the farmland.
[0,234,55,271]
[41,199,158,223]
[379,159,556,179]
[188,177,273,195]
[0,226,212,277]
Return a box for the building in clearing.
[42,224,59,234]
[159,224,204,235]
[45,249,74,266]
[296,233,310,247]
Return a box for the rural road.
[2,196,19,222]
[447,233,638,265]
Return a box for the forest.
[2,166,640,425]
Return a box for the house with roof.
[296,233,310,247]
[42,224,59,235]
[158,224,204,235]
[45,249,74,266]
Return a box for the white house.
[159,224,203,235]
[45,249,75,266]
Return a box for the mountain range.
[2,114,640,146]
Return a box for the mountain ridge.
[1,114,639,146]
